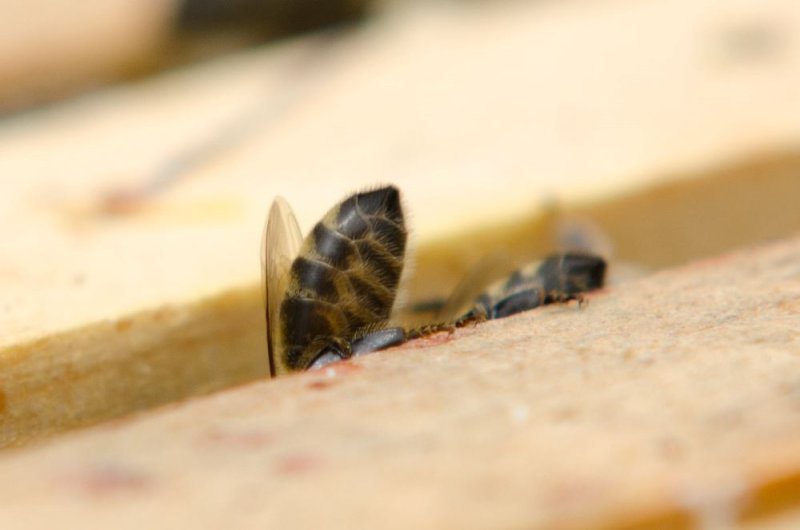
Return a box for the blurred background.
[2,0,800,323]
[1,0,377,114]
[2,0,800,304]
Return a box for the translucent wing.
[555,216,614,260]
[261,196,303,377]
[436,253,512,322]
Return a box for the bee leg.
[541,254,606,297]
[407,322,456,340]
[351,328,407,356]
[308,349,345,370]
[455,307,488,328]
[307,336,352,370]
[575,293,588,308]
[543,288,592,310]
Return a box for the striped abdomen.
[280,186,407,370]
[467,253,606,320]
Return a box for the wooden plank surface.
[1,0,800,447]
[1,235,799,529]
[0,0,374,113]
[0,0,177,111]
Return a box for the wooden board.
[1,235,799,529]
[1,0,800,447]
[0,0,176,111]
[0,0,373,113]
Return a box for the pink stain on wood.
[306,360,365,388]
[274,454,321,476]
[307,379,335,390]
[327,361,363,375]
[56,463,152,497]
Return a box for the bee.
[262,186,410,377]
[263,185,607,377]
[445,253,607,326]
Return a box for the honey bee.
[263,185,607,376]
[262,186,410,377]
[445,253,607,326]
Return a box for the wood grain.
[1,235,799,529]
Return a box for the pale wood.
[0,0,177,110]
[1,0,800,447]
[0,0,373,112]
[1,236,800,529]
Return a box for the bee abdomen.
[319,186,407,319]
[289,256,341,301]
[538,253,606,296]
[491,288,545,318]
[336,187,403,238]
[280,186,408,370]
[348,273,394,320]
[460,253,607,323]
[311,220,402,284]
[471,288,545,320]
[280,297,347,369]
[312,222,357,270]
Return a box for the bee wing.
[555,216,614,260]
[262,196,303,377]
[437,253,512,321]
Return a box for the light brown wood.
[0,0,375,112]
[1,0,800,448]
[1,235,800,529]
[0,0,177,111]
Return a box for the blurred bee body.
[455,253,607,325]
[263,186,408,376]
